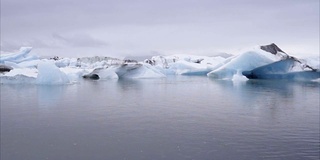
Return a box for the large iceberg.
[207,50,278,79]
[207,43,318,80]
[242,58,320,80]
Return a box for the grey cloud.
[0,0,319,56]
[1,34,108,53]
[0,41,22,52]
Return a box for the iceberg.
[0,47,38,64]
[83,67,118,80]
[207,51,277,79]
[207,43,317,80]
[115,63,165,79]
[0,67,38,84]
[60,67,92,82]
[2,68,38,78]
[82,62,165,80]
[75,56,122,68]
[168,61,212,75]
[17,60,43,68]
[0,75,37,84]
[242,59,320,80]
[1,44,318,84]
[55,58,71,68]
[36,62,70,85]
[146,54,226,76]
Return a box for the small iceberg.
[36,62,70,85]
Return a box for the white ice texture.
[242,59,320,80]
[207,48,280,79]
[1,45,319,84]
[36,62,70,85]
[0,47,38,64]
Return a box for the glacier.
[1,44,319,85]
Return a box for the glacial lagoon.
[1,76,319,160]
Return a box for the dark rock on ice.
[83,73,99,80]
[83,68,104,80]
[260,43,286,55]
[260,43,316,71]
[0,64,13,73]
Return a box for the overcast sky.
[1,0,319,58]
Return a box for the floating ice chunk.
[232,70,248,81]
[149,54,226,74]
[0,67,38,84]
[114,63,165,79]
[126,64,165,79]
[0,47,38,63]
[55,58,71,68]
[68,58,79,67]
[36,62,69,85]
[300,56,320,70]
[83,67,118,80]
[168,61,211,75]
[242,59,320,80]
[147,55,226,76]
[60,67,92,82]
[97,68,118,79]
[4,61,21,69]
[207,51,277,79]
[0,75,36,84]
[18,59,43,68]
[152,65,176,75]
[3,68,38,78]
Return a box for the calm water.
[1,76,319,160]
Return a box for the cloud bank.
[1,0,319,57]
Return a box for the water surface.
[1,76,319,160]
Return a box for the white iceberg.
[115,63,165,79]
[1,44,318,84]
[242,59,320,80]
[60,67,93,82]
[2,68,38,78]
[209,43,319,80]
[36,62,70,85]
[147,54,226,75]
[207,50,278,79]
[83,67,118,80]
[0,67,38,84]
[0,47,38,64]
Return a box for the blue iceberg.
[242,59,320,80]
